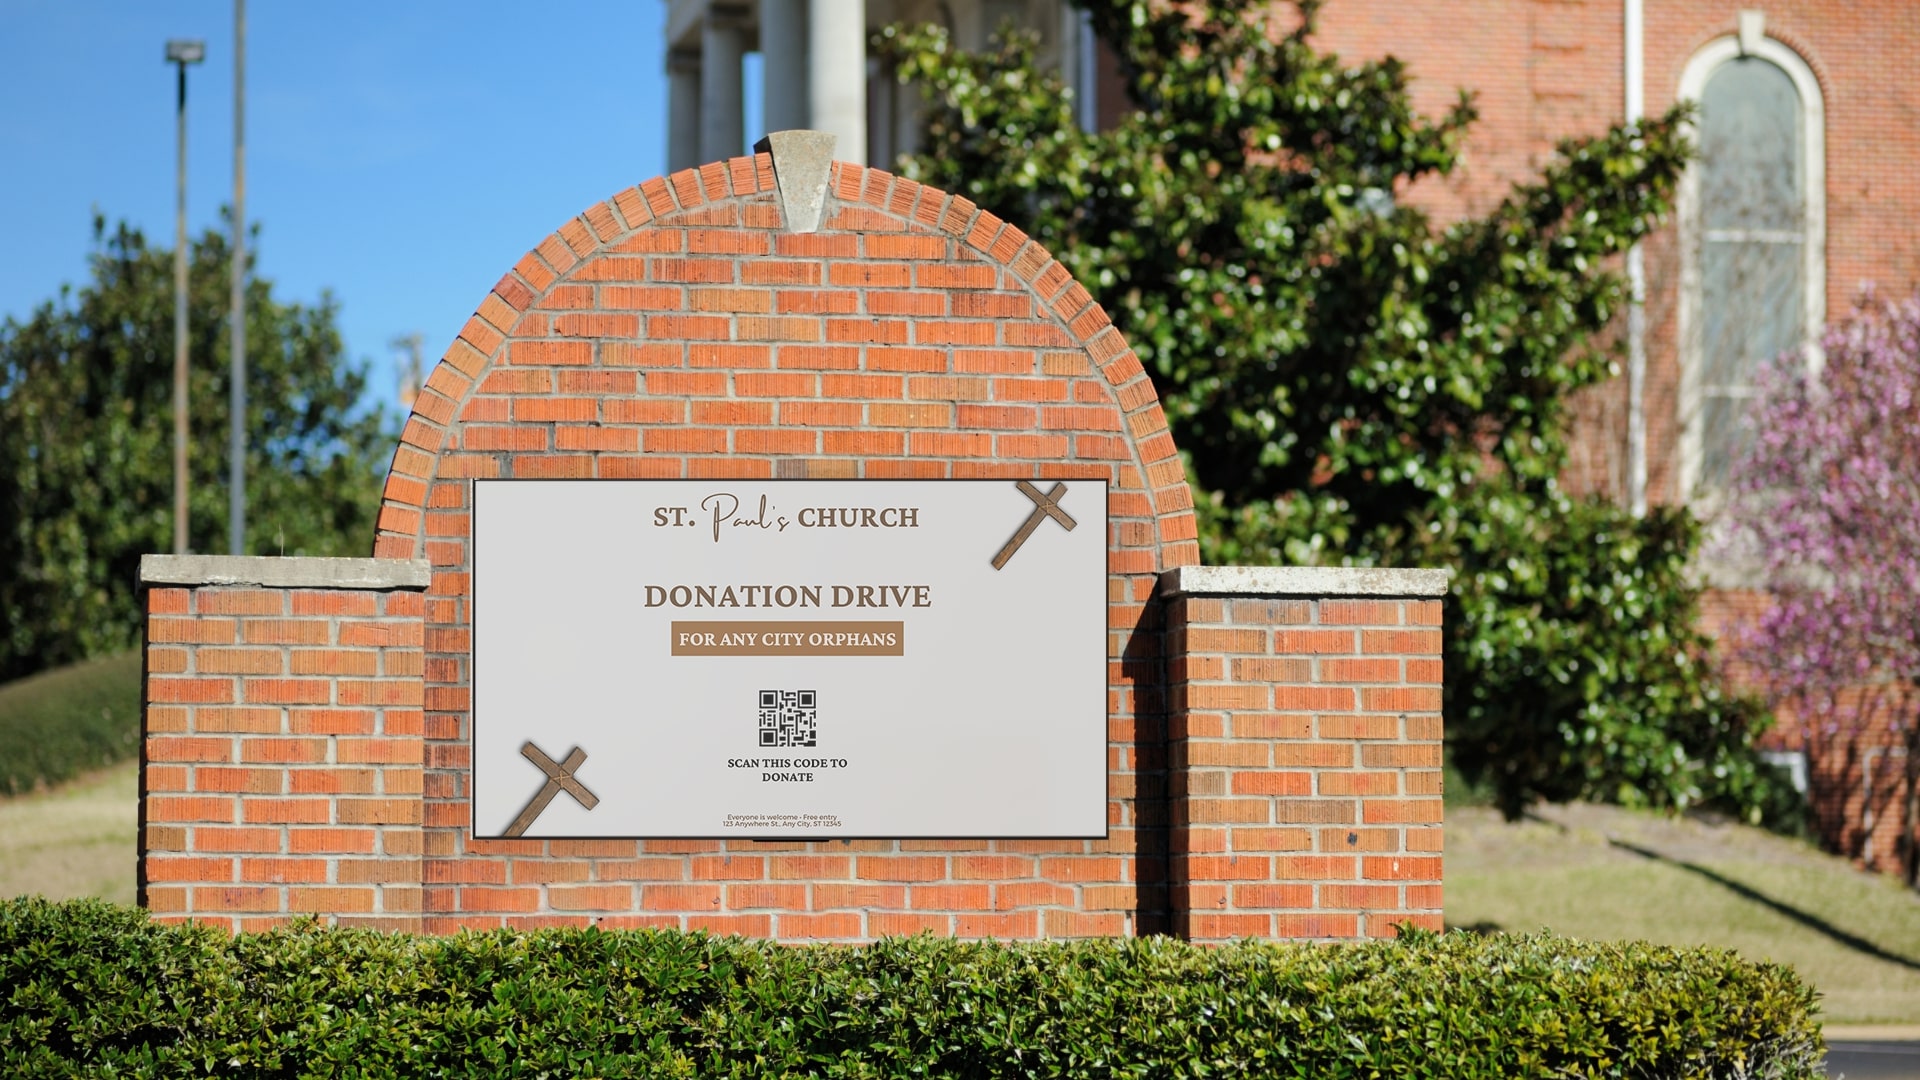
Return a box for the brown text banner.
[670,620,905,657]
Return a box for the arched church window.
[1678,30,1825,498]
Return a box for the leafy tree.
[882,0,1777,818]
[0,216,392,682]
[1725,297,1920,879]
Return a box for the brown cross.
[991,480,1077,570]
[503,741,600,838]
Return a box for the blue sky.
[1,2,764,412]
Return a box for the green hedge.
[2,897,1821,1079]
[0,651,143,796]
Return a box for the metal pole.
[228,0,247,555]
[166,39,204,553]
[173,60,190,555]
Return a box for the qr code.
[758,690,817,747]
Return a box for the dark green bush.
[0,651,142,795]
[1,897,1821,1079]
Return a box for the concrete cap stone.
[139,554,432,591]
[1158,565,1452,598]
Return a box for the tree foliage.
[882,0,1776,818]
[0,217,391,682]
[1725,297,1920,877]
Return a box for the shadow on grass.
[1607,838,1920,973]
[1445,920,1504,936]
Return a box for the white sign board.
[471,479,1108,839]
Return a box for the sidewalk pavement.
[1825,1029,1920,1080]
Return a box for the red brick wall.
[139,561,1449,938]
[1308,0,1920,507]
[1307,0,1624,225]
[1165,577,1443,941]
[140,582,426,933]
[137,157,1452,939]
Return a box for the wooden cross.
[503,741,600,838]
[991,480,1076,570]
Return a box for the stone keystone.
[754,129,837,234]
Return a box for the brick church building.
[1316,3,1920,874]
[661,0,1920,875]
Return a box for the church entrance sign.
[470,479,1109,839]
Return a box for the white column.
[807,0,867,164]
[667,49,702,172]
[891,74,921,160]
[1075,6,1099,133]
[760,0,808,136]
[700,12,746,164]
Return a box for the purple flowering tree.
[1725,296,1920,883]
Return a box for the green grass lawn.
[1447,801,1920,1026]
[0,759,137,906]
[0,650,143,795]
[0,651,143,904]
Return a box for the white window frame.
[1675,32,1825,503]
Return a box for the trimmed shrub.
[0,651,143,796]
[1,898,1821,1078]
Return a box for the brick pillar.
[1163,567,1448,941]
[139,555,431,932]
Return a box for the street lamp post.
[229,0,247,556]
[166,38,205,555]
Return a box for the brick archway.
[367,149,1200,933]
